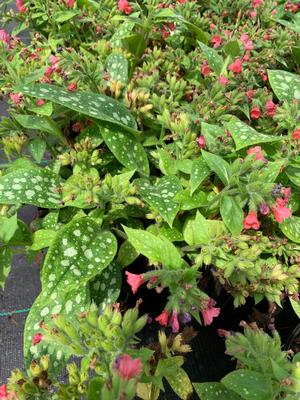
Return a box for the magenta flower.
[0,385,7,400]
[0,30,10,44]
[201,299,220,326]
[169,310,179,333]
[32,333,43,346]
[196,135,206,149]
[116,354,142,381]
[125,271,144,294]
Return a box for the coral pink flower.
[49,55,58,65]
[292,128,300,140]
[219,75,229,85]
[252,0,263,7]
[249,10,257,19]
[228,59,243,74]
[9,93,22,105]
[197,135,206,149]
[265,99,277,117]
[37,99,45,106]
[201,61,211,77]
[65,0,75,7]
[116,354,142,381]
[16,0,27,13]
[246,89,255,101]
[250,106,261,120]
[201,298,220,326]
[273,198,292,223]
[169,310,179,333]
[283,187,291,203]
[243,211,260,230]
[125,272,144,294]
[44,66,55,79]
[67,82,77,91]
[247,146,264,161]
[118,0,132,14]
[32,333,43,346]
[242,53,250,62]
[0,385,7,400]
[210,34,222,48]
[155,310,169,326]
[0,30,10,44]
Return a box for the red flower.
[125,271,144,294]
[65,0,75,7]
[196,135,206,149]
[273,198,292,223]
[118,0,132,14]
[246,89,255,101]
[243,53,250,62]
[219,75,229,86]
[44,66,55,79]
[9,93,22,105]
[0,385,7,400]
[169,310,179,333]
[292,128,300,140]
[250,106,261,120]
[228,59,243,74]
[243,211,260,230]
[32,333,43,346]
[0,30,10,44]
[247,146,264,161]
[293,4,299,12]
[265,99,277,117]
[116,354,142,381]
[68,82,77,91]
[155,310,169,326]
[37,99,45,106]
[16,0,27,13]
[201,298,220,326]
[201,61,211,77]
[249,10,257,19]
[210,34,222,48]
[252,0,263,7]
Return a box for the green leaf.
[116,240,139,268]
[16,84,137,131]
[292,47,300,68]
[106,53,128,84]
[42,211,60,230]
[123,226,184,269]
[258,160,284,182]
[90,262,121,309]
[224,40,241,57]
[157,148,178,175]
[222,370,271,400]
[0,214,18,243]
[0,168,63,208]
[226,116,282,150]
[29,102,53,117]
[0,246,13,290]
[199,42,223,75]
[24,218,117,371]
[201,150,231,185]
[166,367,193,400]
[110,20,135,47]
[220,196,243,236]
[183,211,210,245]
[194,382,242,400]
[100,123,149,176]
[147,223,183,242]
[13,113,64,142]
[30,229,57,250]
[137,176,182,227]
[201,122,225,152]
[280,216,300,243]
[286,164,300,186]
[87,377,104,400]
[52,10,79,22]
[268,70,300,103]
[28,138,47,163]
[190,158,210,195]
[174,189,207,210]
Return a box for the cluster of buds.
[62,172,102,205]
[124,89,153,120]
[101,173,142,206]
[2,133,27,156]
[58,137,102,168]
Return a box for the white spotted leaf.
[16,84,137,131]
[280,216,300,243]
[220,195,243,236]
[30,229,57,251]
[268,70,300,103]
[24,218,117,371]
[137,176,182,227]
[106,53,128,84]
[123,226,184,269]
[0,168,63,208]
[199,42,223,75]
[222,370,271,400]
[110,20,135,47]
[100,123,149,176]
[190,158,210,195]
[28,138,47,163]
[90,262,121,309]
[116,240,139,269]
[166,367,193,400]
[193,382,242,400]
[226,116,282,151]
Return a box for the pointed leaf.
[286,164,300,186]
[28,138,47,163]
[0,246,13,290]
[166,367,193,400]
[174,189,207,210]
[194,382,242,400]
[268,70,300,103]
[202,150,231,185]
[199,42,223,75]
[190,158,210,194]
[52,10,79,22]
[0,168,63,208]
[137,176,182,227]
[183,211,210,246]
[226,116,282,150]
[290,298,300,319]
[106,53,128,84]
[220,195,243,236]
[0,214,18,243]
[280,216,300,243]
[222,370,271,400]
[30,229,57,250]
[90,262,121,309]
[116,240,139,268]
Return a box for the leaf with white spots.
[226,116,282,151]
[0,246,13,290]
[280,216,300,243]
[24,218,117,371]
[116,240,139,268]
[220,195,243,236]
[15,83,137,131]
[166,367,193,400]
[222,370,271,400]
[28,138,47,163]
[0,168,63,208]
[110,20,135,47]
[194,382,242,400]
[106,53,128,85]
[190,158,210,195]
[137,176,182,227]
[30,229,57,251]
[100,123,149,176]
[89,262,121,309]
[123,226,184,269]
[199,42,223,75]
[268,70,300,103]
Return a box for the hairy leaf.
[268,70,300,103]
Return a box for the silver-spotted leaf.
[28,138,47,163]
[24,218,117,371]
[194,382,242,400]
[268,70,300,103]
[100,123,149,175]
[280,216,300,243]
[0,168,63,208]
[16,84,137,131]
[222,370,271,400]
[106,53,128,84]
[190,158,210,195]
[166,367,193,400]
[199,42,223,75]
[220,195,243,236]
[137,176,182,227]
[226,116,282,150]
[110,20,135,47]
[116,240,139,269]
[30,229,57,250]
